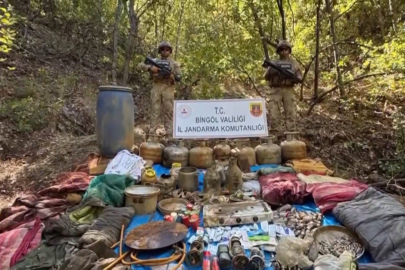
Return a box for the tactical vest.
[269,60,296,87]
[155,59,172,78]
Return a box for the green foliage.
[0,97,53,133]
[0,5,16,64]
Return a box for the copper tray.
[313,225,365,260]
[125,221,188,250]
[157,198,189,216]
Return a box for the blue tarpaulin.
[115,164,372,269]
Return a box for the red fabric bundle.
[309,180,368,213]
[259,173,309,205]
[38,172,92,197]
[0,193,67,233]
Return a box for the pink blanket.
[259,173,368,212]
[259,173,309,205]
[309,180,368,213]
[0,217,44,269]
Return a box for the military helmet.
[276,40,292,54]
[158,41,173,53]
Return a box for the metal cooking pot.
[177,166,199,192]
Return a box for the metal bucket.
[125,185,160,215]
[177,166,199,192]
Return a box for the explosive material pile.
[273,205,323,239]
[318,235,363,259]
[286,210,322,239]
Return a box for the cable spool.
[247,247,265,270]
[229,235,249,270]
[185,235,204,267]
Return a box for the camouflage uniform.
[264,40,302,132]
[138,41,182,136]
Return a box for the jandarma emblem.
[249,103,262,117]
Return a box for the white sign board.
[173,99,268,139]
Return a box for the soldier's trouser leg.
[150,84,163,132]
[282,87,297,131]
[162,84,175,136]
[268,87,283,131]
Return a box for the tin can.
[184,210,191,216]
[190,210,199,216]
[164,215,174,222]
[182,215,190,227]
[187,203,193,210]
[190,214,199,220]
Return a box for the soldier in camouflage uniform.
[264,40,302,132]
[138,41,182,136]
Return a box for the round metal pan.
[124,221,188,250]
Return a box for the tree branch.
[262,37,278,48]
[137,0,156,19]
[307,72,401,115]
[287,0,295,37]
[300,41,376,99]
[334,0,361,22]
[249,0,269,60]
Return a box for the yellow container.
[141,169,158,184]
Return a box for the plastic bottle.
[211,255,220,270]
[202,251,211,270]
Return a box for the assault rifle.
[144,56,182,82]
[262,59,303,84]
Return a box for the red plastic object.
[202,251,211,270]
[190,216,199,230]
[211,255,220,270]
[182,215,190,227]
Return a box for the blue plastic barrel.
[96,85,134,157]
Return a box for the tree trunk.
[154,4,158,48]
[174,0,186,60]
[325,0,345,97]
[372,0,385,37]
[112,0,123,84]
[388,0,396,33]
[249,0,269,60]
[160,2,167,41]
[276,0,286,40]
[123,0,138,85]
[313,0,322,100]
